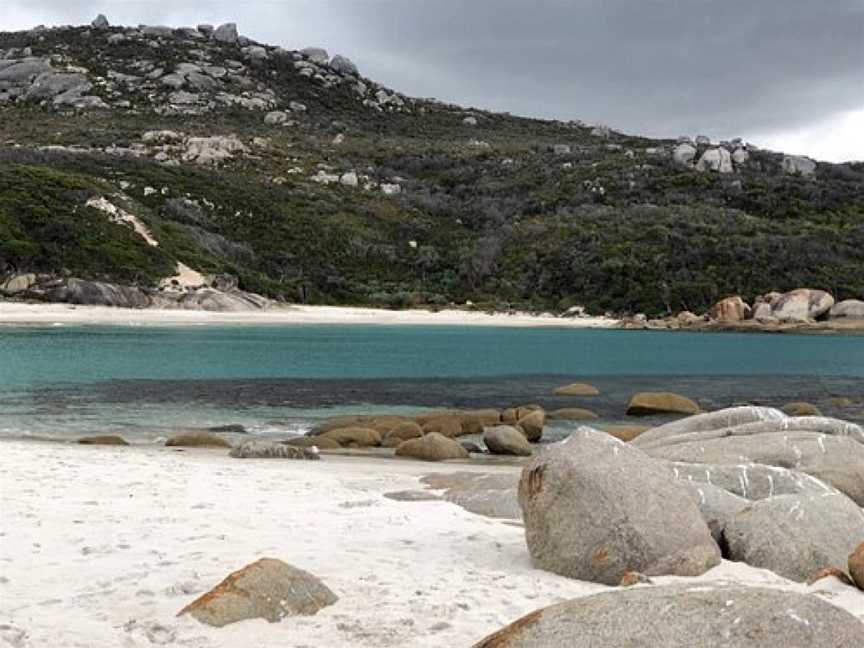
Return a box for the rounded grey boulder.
[518,428,720,584]
[483,425,532,456]
[472,585,864,647]
[723,492,864,582]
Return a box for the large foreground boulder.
[178,558,337,626]
[678,481,748,544]
[626,392,700,416]
[471,585,864,647]
[483,426,532,456]
[395,432,469,461]
[723,493,864,582]
[668,462,837,500]
[634,406,786,445]
[518,428,719,584]
[642,431,864,505]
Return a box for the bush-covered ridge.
[0,22,862,315]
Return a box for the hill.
[1,17,863,316]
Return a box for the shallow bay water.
[1,324,862,442]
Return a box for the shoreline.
[0,301,618,328]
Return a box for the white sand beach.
[0,301,617,329]
[1,440,861,648]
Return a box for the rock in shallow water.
[178,558,337,626]
[518,428,720,584]
[395,432,468,461]
[483,425,532,456]
[471,585,864,647]
[626,391,700,416]
[229,440,319,459]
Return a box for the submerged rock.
[178,558,337,626]
[518,428,720,584]
[78,435,129,446]
[626,391,700,416]
[471,585,864,647]
[552,383,599,396]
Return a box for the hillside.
[1,17,863,316]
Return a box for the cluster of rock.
[672,134,817,177]
[0,272,269,311]
[300,406,548,460]
[2,16,410,118]
[706,288,863,324]
[310,167,403,196]
[510,406,864,615]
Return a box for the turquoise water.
[0,325,862,441]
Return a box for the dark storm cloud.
[3,1,863,157]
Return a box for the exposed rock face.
[212,23,239,43]
[640,429,864,505]
[329,54,358,75]
[263,110,287,125]
[165,432,232,448]
[672,143,697,166]
[731,147,750,165]
[471,585,864,648]
[696,147,733,173]
[301,47,329,64]
[518,428,720,584]
[26,72,90,101]
[634,406,786,445]
[831,300,864,320]
[668,462,838,501]
[182,135,248,165]
[0,273,37,294]
[394,432,469,461]
[552,382,599,396]
[723,493,864,582]
[316,427,381,447]
[229,440,319,459]
[178,558,337,626]
[91,14,110,29]
[483,426,532,456]
[708,295,750,322]
[783,155,817,176]
[44,278,152,308]
[771,288,834,322]
[678,480,748,544]
[626,391,700,416]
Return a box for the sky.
[3,1,863,162]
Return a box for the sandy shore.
[1,440,860,648]
[0,302,617,328]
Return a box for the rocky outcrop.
[471,585,864,647]
[229,440,319,459]
[178,558,337,626]
[723,493,864,582]
[708,296,750,322]
[672,143,697,166]
[518,428,719,584]
[394,432,469,461]
[771,288,834,322]
[782,155,817,176]
[696,147,733,173]
[483,426,532,456]
[636,416,864,505]
[831,300,864,320]
[212,23,239,43]
[633,405,786,445]
[678,480,748,544]
[626,391,700,416]
[329,54,358,76]
[669,462,838,501]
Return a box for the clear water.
[1,324,862,442]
